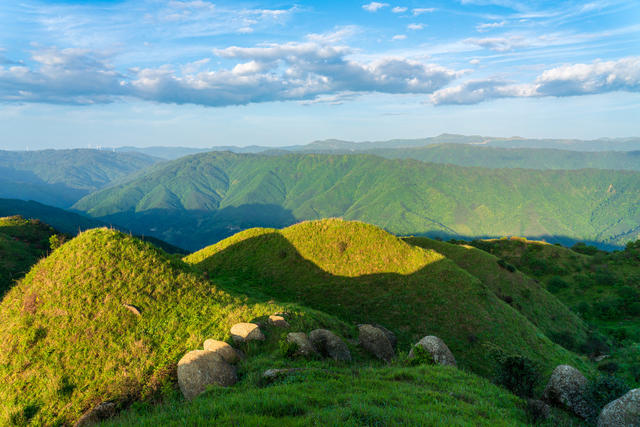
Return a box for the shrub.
[585,375,630,413]
[497,259,516,273]
[549,331,578,352]
[597,362,619,374]
[580,332,610,356]
[408,345,435,366]
[279,339,299,359]
[495,355,539,398]
[572,242,599,255]
[547,276,569,293]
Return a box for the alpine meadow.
[1,1,639,427]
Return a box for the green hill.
[0,228,349,425]
[0,149,160,207]
[185,219,589,378]
[73,151,640,251]
[469,237,640,386]
[0,216,58,296]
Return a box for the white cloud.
[392,35,407,40]
[412,8,435,15]
[476,21,506,32]
[431,56,640,105]
[408,23,424,30]
[362,2,389,12]
[465,35,527,51]
[392,6,408,13]
[469,58,480,65]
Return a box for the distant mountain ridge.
[73,151,640,250]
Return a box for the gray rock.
[230,322,265,344]
[358,324,394,362]
[308,329,351,362]
[74,402,116,427]
[268,315,290,328]
[543,365,594,420]
[177,350,237,400]
[408,335,457,367]
[203,339,241,364]
[262,368,303,381]
[286,332,317,357]
[372,324,397,349]
[527,399,551,422]
[597,388,640,427]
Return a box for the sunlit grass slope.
[405,237,589,346]
[0,228,348,426]
[0,216,57,296]
[105,365,533,426]
[185,219,589,378]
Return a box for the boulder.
[203,339,241,364]
[74,402,116,427]
[597,388,640,427]
[526,399,551,423]
[543,365,594,419]
[230,322,265,344]
[309,329,351,362]
[177,350,237,400]
[408,335,457,367]
[358,324,394,362]
[372,324,397,349]
[286,332,317,357]
[268,315,290,328]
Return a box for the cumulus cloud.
[362,2,389,12]
[431,56,640,105]
[392,6,408,13]
[408,23,424,30]
[412,8,435,15]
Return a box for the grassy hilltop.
[73,152,640,251]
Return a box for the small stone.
[308,329,351,362]
[203,339,241,364]
[230,322,265,344]
[123,304,141,316]
[408,335,457,367]
[177,350,237,400]
[286,332,318,357]
[262,368,303,381]
[269,315,290,328]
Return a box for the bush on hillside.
[497,259,516,273]
[549,331,579,353]
[580,332,610,357]
[585,375,630,414]
[572,242,599,255]
[494,354,540,398]
[547,276,569,293]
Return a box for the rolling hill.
[73,151,640,251]
[185,219,589,378]
[0,149,160,207]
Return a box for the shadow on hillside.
[0,168,88,208]
[94,204,298,252]
[191,231,581,376]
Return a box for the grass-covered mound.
[0,228,349,426]
[0,216,58,296]
[471,237,640,386]
[105,365,534,426]
[185,219,588,378]
[405,237,589,347]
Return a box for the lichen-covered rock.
[268,315,290,328]
[74,402,116,427]
[286,332,317,357]
[309,329,351,362]
[408,335,457,367]
[177,350,237,400]
[203,339,241,364]
[543,365,594,420]
[358,324,394,362]
[526,399,551,423]
[597,388,640,427]
[230,322,265,344]
[372,324,397,349]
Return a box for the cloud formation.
[431,56,640,105]
[0,43,460,107]
[362,2,389,12]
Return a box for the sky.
[0,0,639,149]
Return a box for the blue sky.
[0,0,639,149]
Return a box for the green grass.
[185,219,590,380]
[73,151,640,251]
[0,215,58,296]
[468,237,640,387]
[103,365,536,426]
[0,228,350,426]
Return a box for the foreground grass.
[104,365,533,426]
[0,228,350,426]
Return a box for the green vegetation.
[104,365,535,426]
[0,216,59,296]
[468,237,640,387]
[73,151,640,250]
[185,219,588,379]
[0,228,349,425]
[0,149,159,207]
